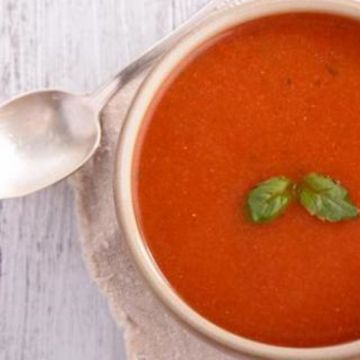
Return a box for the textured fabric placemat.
[71,2,250,359]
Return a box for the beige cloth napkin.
[71,1,249,359]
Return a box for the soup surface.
[134,13,360,347]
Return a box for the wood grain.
[0,0,208,359]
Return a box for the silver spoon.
[0,1,220,199]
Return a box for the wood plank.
[0,1,128,359]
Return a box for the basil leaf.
[298,173,359,222]
[247,177,294,223]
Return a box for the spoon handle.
[88,0,221,112]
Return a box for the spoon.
[0,1,220,199]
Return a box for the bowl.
[114,0,360,358]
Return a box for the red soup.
[134,13,360,347]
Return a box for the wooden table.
[0,1,207,359]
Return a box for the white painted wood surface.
[0,1,208,359]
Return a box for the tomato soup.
[134,13,360,347]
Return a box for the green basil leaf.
[298,173,359,222]
[247,177,294,223]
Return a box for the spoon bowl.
[0,91,100,198]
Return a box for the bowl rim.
[114,0,360,358]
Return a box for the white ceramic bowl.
[114,0,360,358]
